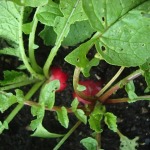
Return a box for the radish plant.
[0,0,150,149]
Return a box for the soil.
[0,40,150,150]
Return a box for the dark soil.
[0,42,150,150]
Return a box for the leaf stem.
[24,100,73,113]
[19,7,44,80]
[53,121,81,150]
[28,7,42,73]
[96,66,125,97]
[0,81,43,134]
[96,133,102,150]
[73,67,96,102]
[43,44,61,78]
[0,78,39,91]
[106,95,150,103]
[99,69,143,103]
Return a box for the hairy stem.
[53,121,81,150]
[19,7,44,80]
[99,69,143,103]
[28,7,42,73]
[0,81,43,134]
[96,66,125,97]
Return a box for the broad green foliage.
[8,0,49,7]
[81,0,150,67]
[56,106,69,128]
[120,135,139,150]
[0,0,149,148]
[0,0,20,45]
[37,0,63,26]
[104,112,117,132]
[40,20,95,46]
[80,137,98,150]
[82,0,146,31]
[39,80,60,109]
[53,0,88,44]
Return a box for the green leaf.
[3,121,9,130]
[39,80,60,109]
[36,0,63,26]
[80,137,98,150]
[9,0,49,7]
[0,1,20,45]
[74,109,87,124]
[39,26,56,46]
[0,121,9,131]
[95,1,150,67]
[40,20,94,47]
[88,104,106,132]
[65,39,97,77]
[125,81,138,103]
[71,98,79,112]
[31,123,64,138]
[82,57,100,77]
[0,91,17,113]
[104,112,117,132]
[140,58,150,89]
[30,105,45,130]
[120,135,139,150]
[23,7,33,22]
[53,0,88,44]
[82,0,146,31]
[62,20,95,46]
[0,70,29,86]
[15,89,25,103]
[56,106,69,128]
[77,84,86,91]
[0,48,21,58]
[22,22,33,34]
[83,0,150,67]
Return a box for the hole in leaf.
[101,46,106,51]
[102,17,105,21]
[120,48,123,51]
[141,43,145,47]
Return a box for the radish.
[73,80,102,104]
[50,66,68,92]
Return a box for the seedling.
[0,0,150,150]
